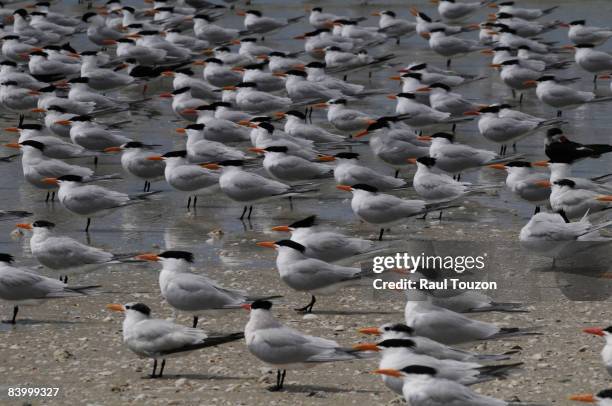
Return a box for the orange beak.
[271,225,291,232]
[4,127,20,132]
[311,102,328,109]
[180,109,198,115]
[273,72,287,77]
[222,86,237,91]
[583,327,605,337]
[336,185,353,192]
[54,120,72,126]
[480,49,495,55]
[175,127,187,134]
[406,158,417,164]
[358,327,381,335]
[523,80,538,87]
[161,71,175,77]
[192,60,206,66]
[373,368,402,378]
[463,111,480,116]
[488,163,506,170]
[274,112,286,118]
[569,394,596,403]
[354,130,369,138]
[30,108,46,113]
[416,87,431,92]
[532,160,549,167]
[417,135,432,141]
[248,147,266,154]
[241,303,251,310]
[42,177,58,185]
[410,7,419,16]
[159,92,173,98]
[599,75,612,80]
[389,76,402,81]
[371,12,381,16]
[16,223,32,230]
[135,253,160,261]
[293,34,306,40]
[235,11,246,16]
[106,303,125,312]
[386,94,397,100]
[146,155,164,161]
[256,241,277,249]
[4,143,21,149]
[352,343,381,352]
[317,155,336,162]
[231,67,245,73]
[534,180,552,188]
[201,163,220,170]
[102,39,118,45]
[562,45,576,50]
[103,146,122,153]
[596,195,612,202]
[489,63,502,68]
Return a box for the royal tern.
[419,83,479,116]
[372,10,416,44]
[231,82,293,114]
[308,7,364,30]
[193,14,242,44]
[148,150,219,209]
[5,124,91,160]
[354,338,520,394]
[250,145,333,182]
[565,20,612,46]
[0,253,97,324]
[492,1,559,21]
[107,302,243,378]
[45,174,159,232]
[315,98,376,133]
[276,110,345,143]
[82,12,124,47]
[435,0,493,22]
[336,184,458,240]
[270,215,375,262]
[543,178,612,221]
[205,160,317,219]
[105,141,165,192]
[237,62,285,93]
[427,28,486,68]
[232,38,275,59]
[374,365,535,406]
[279,69,343,102]
[410,8,472,38]
[404,300,538,344]
[359,323,515,361]
[159,86,207,121]
[135,250,279,327]
[488,161,550,212]
[520,212,612,260]
[179,123,247,163]
[162,68,220,101]
[199,57,243,87]
[16,220,137,273]
[390,92,472,129]
[238,9,304,35]
[320,152,407,191]
[244,299,369,390]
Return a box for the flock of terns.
[1,0,612,404]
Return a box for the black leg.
[51,192,55,201]
[511,89,516,100]
[269,370,282,391]
[396,37,400,45]
[63,275,68,284]
[187,196,191,209]
[534,206,540,214]
[193,196,198,207]
[519,93,523,105]
[159,359,166,377]
[438,211,443,221]
[557,110,562,117]
[394,169,399,178]
[5,305,18,324]
[446,58,451,68]
[85,218,91,232]
[594,74,598,89]
[512,143,517,152]
[294,295,316,313]
[143,181,147,192]
[451,123,456,133]
[94,156,98,167]
[378,228,384,241]
[288,196,293,210]
[45,191,50,202]
[343,74,347,81]
[559,210,570,223]
[279,369,286,389]
[239,206,247,220]
[150,359,157,378]
[456,173,461,181]
[247,205,253,219]
[419,211,428,220]
[192,316,198,328]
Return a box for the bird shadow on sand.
[141,374,249,381]
[312,309,398,316]
[0,319,85,331]
[278,384,379,394]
